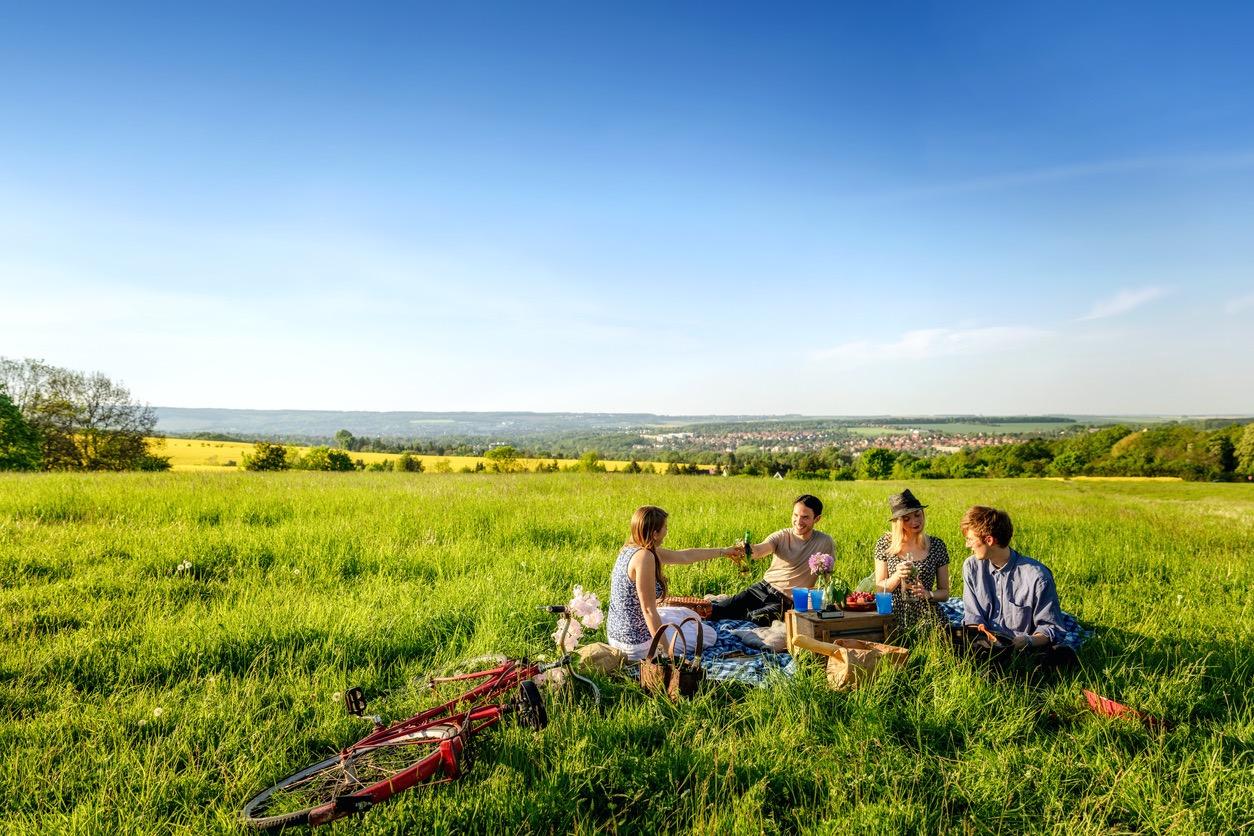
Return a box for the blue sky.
[3,2,1252,415]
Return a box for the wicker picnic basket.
[661,595,713,619]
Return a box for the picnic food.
[844,591,876,611]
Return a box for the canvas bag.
[638,617,705,700]
[574,642,626,674]
[792,635,908,691]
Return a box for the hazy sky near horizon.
[3,3,1253,415]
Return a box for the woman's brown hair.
[627,505,669,599]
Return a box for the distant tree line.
[0,358,170,472]
[735,423,1254,483]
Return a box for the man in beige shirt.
[709,494,836,625]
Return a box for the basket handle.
[672,616,705,658]
[645,623,681,661]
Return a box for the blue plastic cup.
[809,588,824,611]
[874,592,894,615]
[792,587,809,612]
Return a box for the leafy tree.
[858,447,897,480]
[1236,424,1254,477]
[1206,433,1237,474]
[432,459,453,473]
[293,447,354,471]
[574,450,606,473]
[1050,450,1088,477]
[0,357,162,471]
[623,459,642,474]
[485,445,524,473]
[334,429,355,450]
[396,452,425,473]
[0,389,41,470]
[243,442,290,471]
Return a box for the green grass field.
[2,474,1251,834]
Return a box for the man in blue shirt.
[955,506,1077,670]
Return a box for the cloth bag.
[574,642,626,674]
[792,635,908,691]
[638,617,705,700]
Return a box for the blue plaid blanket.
[699,619,796,687]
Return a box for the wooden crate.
[785,609,896,654]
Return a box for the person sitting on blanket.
[874,488,951,636]
[606,505,741,661]
[708,494,836,626]
[955,505,1078,669]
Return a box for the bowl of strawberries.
[844,591,876,612]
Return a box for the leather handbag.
[638,617,706,700]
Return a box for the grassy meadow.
[1,473,1251,834]
[151,437,678,473]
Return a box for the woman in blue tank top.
[607,505,739,660]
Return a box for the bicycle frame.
[243,606,600,830]
[304,658,539,826]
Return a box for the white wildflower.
[552,617,584,652]
[534,669,566,687]
[580,608,604,630]
[152,707,164,718]
[567,585,604,631]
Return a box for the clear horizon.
[3,3,1253,415]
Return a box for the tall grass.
[1,473,1250,833]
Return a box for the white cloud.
[813,326,1052,368]
[1079,287,1168,321]
[1225,292,1254,315]
[876,150,1254,203]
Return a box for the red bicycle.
[241,606,600,831]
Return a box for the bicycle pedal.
[334,795,373,815]
[344,686,367,716]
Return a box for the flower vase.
[825,577,850,610]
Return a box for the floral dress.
[874,533,950,635]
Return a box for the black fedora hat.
[887,489,927,520]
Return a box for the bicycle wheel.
[241,726,459,831]
[241,754,344,831]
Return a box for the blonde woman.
[606,506,740,661]
[873,489,951,634]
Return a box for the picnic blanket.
[699,619,796,686]
[937,597,1091,651]
[629,601,1090,689]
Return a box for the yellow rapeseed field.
[149,437,687,473]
